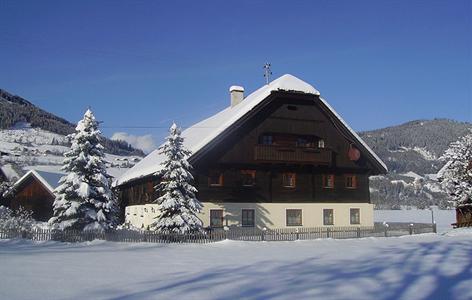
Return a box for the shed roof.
[10,170,64,195]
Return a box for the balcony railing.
[254,144,332,164]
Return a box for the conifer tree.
[152,123,203,233]
[438,131,472,207]
[49,109,118,230]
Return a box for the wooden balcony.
[254,145,332,164]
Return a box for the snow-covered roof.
[11,169,64,195]
[0,164,20,182]
[116,74,386,186]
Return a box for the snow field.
[0,230,471,300]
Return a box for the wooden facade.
[9,175,54,222]
[455,206,472,227]
[118,91,384,222]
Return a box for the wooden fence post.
[357,227,361,238]
[409,224,413,235]
[433,223,437,234]
[384,223,388,237]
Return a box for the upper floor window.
[323,174,335,189]
[259,133,319,148]
[208,170,223,187]
[282,172,296,188]
[318,139,325,148]
[241,170,256,187]
[345,175,357,189]
[261,135,273,145]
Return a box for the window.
[345,175,357,189]
[241,209,255,227]
[323,175,335,189]
[282,172,296,188]
[210,210,224,227]
[241,170,256,187]
[286,209,302,226]
[261,135,273,145]
[318,139,325,148]
[208,170,223,187]
[296,136,316,147]
[350,208,360,225]
[323,209,334,225]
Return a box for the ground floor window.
[350,208,360,224]
[323,209,334,225]
[286,209,302,226]
[210,209,224,227]
[241,209,255,227]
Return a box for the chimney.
[229,85,244,107]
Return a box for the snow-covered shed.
[7,170,63,221]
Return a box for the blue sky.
[0,0,470,151]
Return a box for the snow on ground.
[375,209,455,233]
[0,230,471,300]
[400,171,423,180]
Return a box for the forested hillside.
[360,119,471,209]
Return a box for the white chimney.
[229,85,244,107]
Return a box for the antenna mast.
[263,63,272,85]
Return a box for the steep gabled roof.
[10,170,64,196]
[116,74,387,186]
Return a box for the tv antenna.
[263,63,272,84]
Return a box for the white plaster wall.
[125,202,374,229]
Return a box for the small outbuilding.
[7,170,63,221]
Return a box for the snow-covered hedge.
[0,206,37,231]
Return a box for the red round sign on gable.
[348,146,361,161]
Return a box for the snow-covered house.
[6,170,63,221]
[116,74,388,229]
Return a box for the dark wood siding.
[10,176,54,222]
[118,93,376,215]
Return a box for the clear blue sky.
[1,0,470,150]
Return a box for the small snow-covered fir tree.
[49,109,118,231]
[438,131,472,207]
[152,123,203,233]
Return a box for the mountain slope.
[360,119,471,175]
[360,119,471,209]
[0,88,144,156]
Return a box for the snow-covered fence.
[0,222,436,243]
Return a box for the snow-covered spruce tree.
[438,131,472,208]
[49,109,118,231]
[152,123,203,233]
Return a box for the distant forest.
[0,89,144,156]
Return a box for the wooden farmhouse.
[116,74,388,229]
[6,170,63,222]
